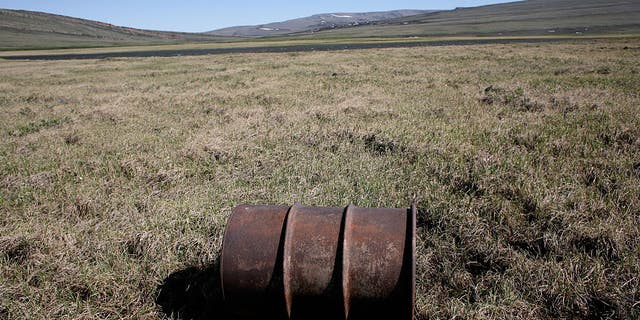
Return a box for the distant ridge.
[206,10,436,37]
[312,0,640,37]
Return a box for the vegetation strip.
[0,36,613,60]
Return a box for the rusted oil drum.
[220,203,416,320]
[284,204,345,319]
[342,204,416,320]
[220,205,289,319]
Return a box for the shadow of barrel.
[155,257,231,320]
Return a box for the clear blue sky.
[0,1,513,32]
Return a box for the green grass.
[1,37,639,319]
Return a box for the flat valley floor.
[1,38,639,319]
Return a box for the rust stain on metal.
[284,204,345,319]
[220,203,416,319]
[220,205,289,319]
[343,205,413,319]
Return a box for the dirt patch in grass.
[480,85,545,112]
[571,233,620,262]
[0,236,36,262]
[63,131,81,145]
[362,133,404,155]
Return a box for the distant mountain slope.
[206,10,435,37]
[312,0,640,37]
[0,9,227,49]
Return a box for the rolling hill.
[310,0,640,38]
[206,10,435,37]
[0,9,228,49]
[2,0,640,50]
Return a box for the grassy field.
[1,38,639,319]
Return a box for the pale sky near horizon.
[0,1,513,32]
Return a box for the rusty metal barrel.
[220,203,416,320]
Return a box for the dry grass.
[1,38,639,319]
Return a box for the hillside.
[310,0,640,38]
[0,9,228,49]
[206,10,435,37]
[2,0,639,50]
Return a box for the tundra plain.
[1,38,639,319]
